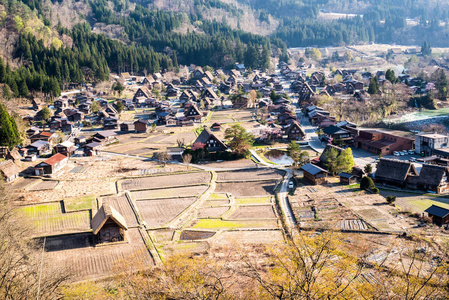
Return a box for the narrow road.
[277,170,297,231]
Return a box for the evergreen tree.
[368,76,379,94]
[0,103,22,149]
[2,84,11,100]
[421,41,432,56]
[18,79,29,97]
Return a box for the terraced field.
[215,182,276,197]
[121,172,211,191]
[19,202,91,236]
[137,197,198,228]
[216,169,284,182]
[43,229,153,282]
[131,185,208,200]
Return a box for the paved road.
[278,170,297,230]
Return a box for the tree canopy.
[225,124,254,155]
[0,103,22,149]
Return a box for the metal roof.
[425,205,449,218]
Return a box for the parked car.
[288,181,294,189]
[393,151,400,156]
[400,150,407,156]
[408,149,415,154]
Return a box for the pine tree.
[0,103,21,149]
[18,79,29,97]
[368,76,379,95]
[2,85,11,100]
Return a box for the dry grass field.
[215,181,276,197]
[198,206,230,218]
[43,229,153,282]
[136,197,198,228]
[216,169,284,182]
[130,185,208,200]
[229,205,276,219]
[121,172,211,191]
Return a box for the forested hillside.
[2,0,449,101]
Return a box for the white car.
[410,157,416,162]
[393,151,400,156]
[408,149,415,154]
[288,181,294,189]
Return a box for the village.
[2,45,449,282]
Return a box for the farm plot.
[212,230,284,245]
[101,195,139,227]
[121,172,211,191]
[11,178,39,190]
[161,241,209,256]
[151,229,175,242]
[202,199,230,207]
[43,229,153,282]
[191,218,278,230]
[217,169,284,182]
[180,230,216,241]
[203,159,256,169]
[27,180,59,191]
[198,207,229,218]
[229,205,276,219]
[337,219,371,231]
[137,197,198,228]
[19,202,91,236]
[235,197,271,205]
[64,196,95,212]
[215,181,276,197]
[131,185,208,200]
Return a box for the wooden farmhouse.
[300,163,328,185]
[375,158,418,187]
[416,165,449,194]
[194,128,227,152]
[284,121,305,141]
[425,205,449,226]
[0,160,20,182]
[92,203,128,243]
[34,153,68,176]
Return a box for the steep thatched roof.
[92,203,128,235]
[0,160,20,179]
[375,158,418,183]
[418,164,449,187]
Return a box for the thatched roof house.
[0,160,20,182]
[194,128,227,152]
[375,158,418,187]
[417,165,449,194]
[92,203,128,243]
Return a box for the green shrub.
[360,176,375,190]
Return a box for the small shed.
[91,203,128,243]
[120,122,135,133]
[339,172,358,185]
[300,163,329,185]
[134,119,148,133]
[425,205,449,226]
